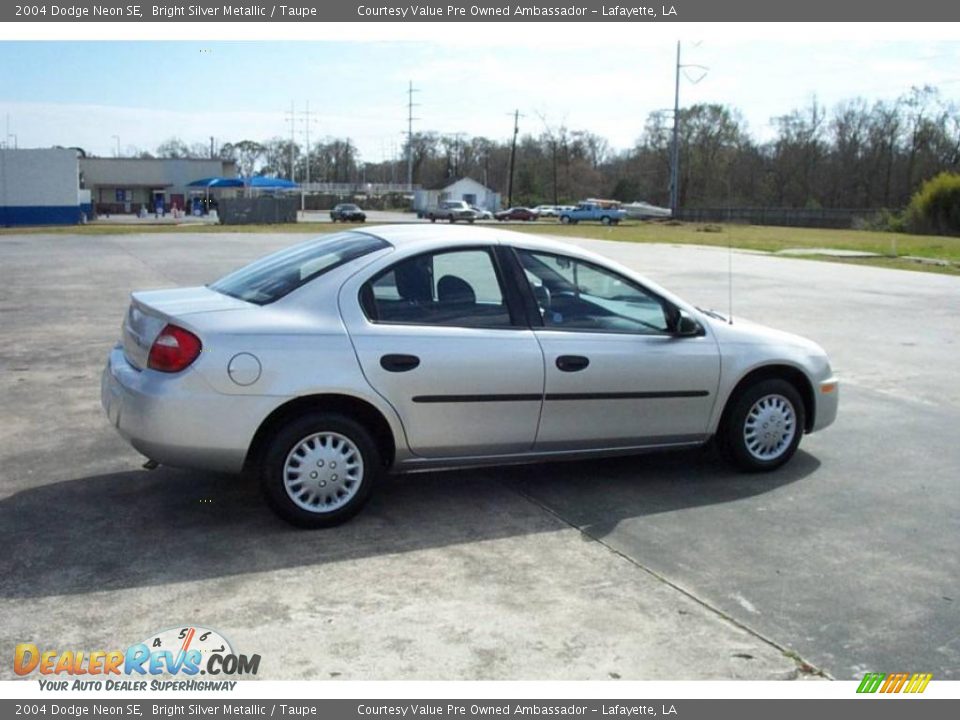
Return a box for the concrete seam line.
[512,484,832,680]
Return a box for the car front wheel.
[560,215,571,224]
[721,378,804,472]
[261,412,381,528]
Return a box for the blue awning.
[249,176,299,189]
[187,177,244,188]
[187,176,298,189]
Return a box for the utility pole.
[507,109,521,208]
[285,101,296,182]
[405,81,419,188]
[669,41,681,217]
[112,135,121,158]
[209,136,215,159]
[449,132,465,178]
[300,101,318,212]
[668,41,708,217]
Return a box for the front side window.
[515,249,672,334]
[361,248,513,328]
[210,232,389,305]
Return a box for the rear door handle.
[380,354,420,372]
[556,355,590,372]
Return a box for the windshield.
[209,231,390,305]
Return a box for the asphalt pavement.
[0,228,956,681]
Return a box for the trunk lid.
[121,286,250,370]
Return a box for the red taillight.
[147,324,202,373]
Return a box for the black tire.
[560,215,571,224]
[601,215,612,225]
[720,378,805,473]
[429,216,436,223]
[261,412,381,528]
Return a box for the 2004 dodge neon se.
[101,225,838,528]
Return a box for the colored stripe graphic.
[857,672,932,694]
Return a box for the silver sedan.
[102,225,838,527]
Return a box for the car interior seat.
[437,275,476,305]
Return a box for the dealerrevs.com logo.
[14,626,260,691]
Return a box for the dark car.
[495,207,538,222]
[330,203,366,223]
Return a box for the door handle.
[556,355,590,372]
[380,354,420,372]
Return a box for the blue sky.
[1,35,958,162]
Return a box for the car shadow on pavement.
[0,447,817,599]
[506,446,821,540]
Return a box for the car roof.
[357,224,591,258]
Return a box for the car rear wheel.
[261,412,381,528]
[601,216,612,225]
[721,378,804,472]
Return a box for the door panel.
[341,245,545,459]
[534,331,720,450]
[350,325,544,457]
[509,247,720,450]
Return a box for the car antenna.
[727,232,734,324]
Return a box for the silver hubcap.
[283,432,363,513]
[743,394,797,461]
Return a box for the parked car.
[329,203,366,222]
[102,225,838,528]
[495,207,538,221]
[424,200,477,223]
[532,205,559,217]
[470,205,494,220]
[559,202,627,225]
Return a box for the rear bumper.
[101,345,275,473]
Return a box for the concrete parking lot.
[1,229,957,681]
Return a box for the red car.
[495,207,538,221]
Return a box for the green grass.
[507,221,960,276]
[509,221,960,260]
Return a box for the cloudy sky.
[0,25,958,163]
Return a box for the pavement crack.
[512,483,832,680]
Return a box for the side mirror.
[675,313,703,337]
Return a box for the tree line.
[140,86,958,211]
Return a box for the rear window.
[209,231,389,305]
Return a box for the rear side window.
[210,232,389,305]
[360,248,514,328]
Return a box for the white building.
[413,177,500,213]
[0,148,86,227]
